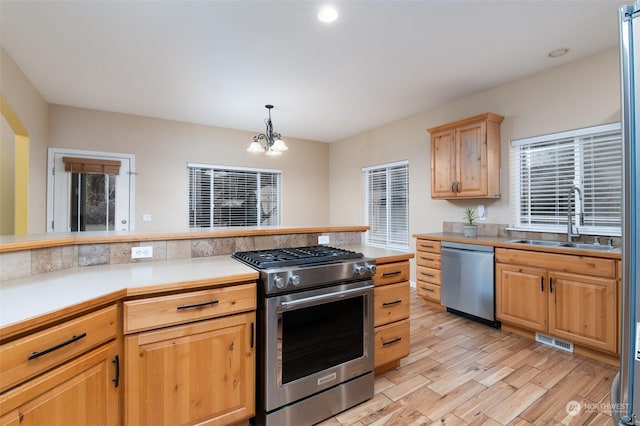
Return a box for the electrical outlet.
[131,246,153,259]
[318,235,330,244]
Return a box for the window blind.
[363,161,409,249]
[188,163,281,228]
[510,123,621,235]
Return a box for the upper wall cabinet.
[427,113,504,199]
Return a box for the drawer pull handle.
[421,286,435,293]
[382,271,402,278]
[382,299,402,307]
[177,299,219,310]
[420,244,435,250]
[28,332,87,360]
[420,257,434,262]
[112,355,120,388]
[421,272,435,278]
[382,337,402,347]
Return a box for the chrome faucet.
[567,186,583,243]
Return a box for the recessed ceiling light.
[318,6,338,23]
[548,48,569,58]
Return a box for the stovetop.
[232,245,363,269]
[233,245,375,295]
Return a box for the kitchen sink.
[558,242,616,251]
[507,239,616,251]
[507,239,563,247]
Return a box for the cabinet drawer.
[374,262,410,286]
[416,282,441,303]
[416,252,441,269]
[374,319,410,368]
[374,282,410,327]
[0,305,118,394]
[124,283,256,334]
[416,266,441,285]
[416,239,441,254]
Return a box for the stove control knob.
[354,264,365,276]
[289,274,301,286]
[366,263,377,274]
[273,275,285,289]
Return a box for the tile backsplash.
[0,232,363,282]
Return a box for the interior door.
[49,149,133,232]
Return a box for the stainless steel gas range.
[233,246,376,426]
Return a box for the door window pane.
[70,173,115,231]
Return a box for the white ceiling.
[0,0,629,143]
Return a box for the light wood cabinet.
[373,259,410,373]
[124,283,256,426]
[0,305,121,426]
[427,112,504,199]
[415,239,444,308]
[0,342,120,426]
[496,248,618,354]
[548,271,616,353]
[495,264,547,332]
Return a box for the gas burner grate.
[233,245,363,269]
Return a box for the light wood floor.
[319,289,618,426]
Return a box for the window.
[510,123,622,235]
[363,161,409,249]
[188,163,281,228]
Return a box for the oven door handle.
[279,286,372,311]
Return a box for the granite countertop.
[413,232,621,259]
[0,245,413,339]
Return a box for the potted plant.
[463,207,478,238]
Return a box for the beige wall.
[1,46,621,236]
[0,48,49,233]
[48,105,330,231]
[329,48,621,239]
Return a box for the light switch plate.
[318,235,330,244]
[477,205,486,221]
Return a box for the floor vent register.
[535,333,574,353]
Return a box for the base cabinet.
[0,341,120,426]
[415,239,443,308]
[124,284,256,426]
[496,249,618,354]
[373,260,410,373]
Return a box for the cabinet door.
[125,312,255,426]
[548,272,617,353]
[456,121,487,197]
[495,264,547,332]
[430,129,457,198]
[0,342,120,426]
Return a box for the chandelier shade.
[248,105,288,155]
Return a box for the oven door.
[263,280,374,412]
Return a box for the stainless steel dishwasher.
[441,241,499,327]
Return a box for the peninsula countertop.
[0,244,413,340]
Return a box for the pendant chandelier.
[247,104,288,156]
